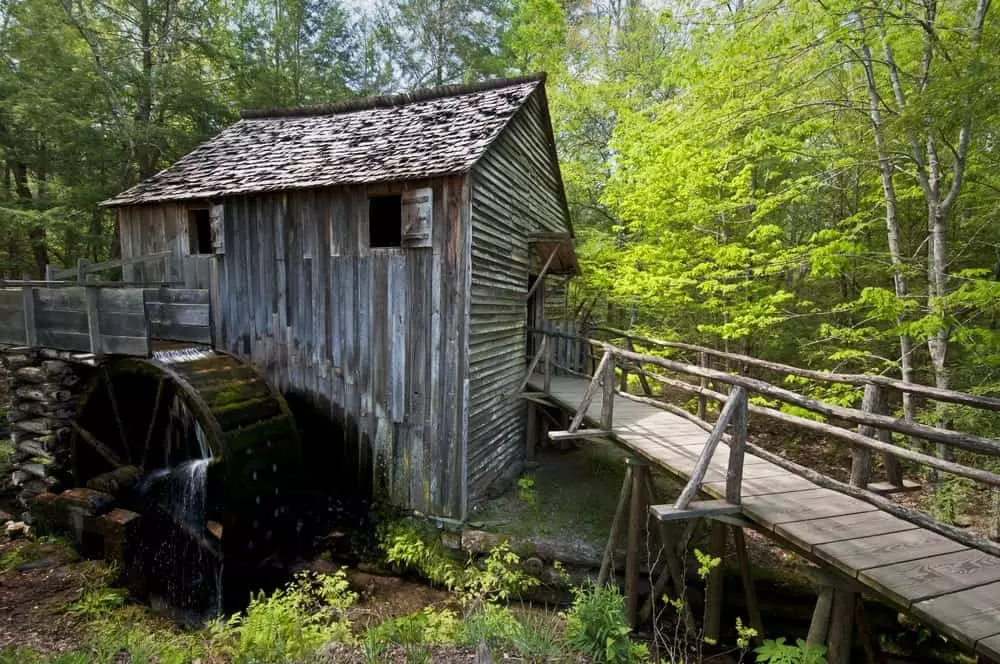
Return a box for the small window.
[369,195,402,248]
[189,208,213,254]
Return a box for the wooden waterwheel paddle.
[70,349,304,619]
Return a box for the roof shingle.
[104,76,543,206]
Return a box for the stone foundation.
[1,347,92,511]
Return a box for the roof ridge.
[239,74,546,120]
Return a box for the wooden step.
[649,499,741,523]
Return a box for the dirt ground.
[0,537,93,654]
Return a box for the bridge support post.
[624,457,647,627]
[526,403,538,462]
[703,520,728,644]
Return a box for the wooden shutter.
[401,188,433,247]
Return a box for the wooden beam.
[733,525,764,636]
[650,499,741,522]
[548,428,613,441]
[598,462,633,586]
[71,421,124,468]
[525,246,560,301]
[673,387,746,510]
[568,351,611,433]
[625,458,646,627]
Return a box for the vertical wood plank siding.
[116,178,468,517]
[466,91,571,502]
[117,203,212,287]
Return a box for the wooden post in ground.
[624,457,647,627]
[526,403,538,462]
[598,462,634,586]
[731,526,763,637]
[827,588,856,664]
[703,521,727,643]
[806,586,834,647]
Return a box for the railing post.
[851,384,886,488]
[619,337,631,391]
[77,257,89,283]
[624,457,647,627]
[601,350,615,430]
[726,388,749,505]
[697,351,709,419]
[84,285,102,356]
[21,286,36,347]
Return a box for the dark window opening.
[369,195,402,248]
[189,208,213,254]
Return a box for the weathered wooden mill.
[0,74,577,615]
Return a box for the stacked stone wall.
[1,348,91,512]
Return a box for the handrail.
[47,251,172,281]
[590,324,1000,412]
[673,387,748,510]
[525,326,1000,456]
[522,325,1000,543]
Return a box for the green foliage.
[66,587,127,618]
[209,569,357,664]
[367,607,461,647]
[693,548,720,582]
[379,520,466,590]
[517,475,538,507]
[379,519,538,603]
[564,583,647,664]
[756,637,828,664]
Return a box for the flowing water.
[138,422,223,624]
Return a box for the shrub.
[211,569,357,664]
[564,583,647,664]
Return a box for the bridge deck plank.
[528,373,1000,653]
[911,581,1000,648]
[774,511,918,549]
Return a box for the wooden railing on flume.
[524,325,1000,556]
[45,251,213,289]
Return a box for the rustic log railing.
[46,252,213,289]
[525,326,1000,556]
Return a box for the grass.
[474,440,684,545]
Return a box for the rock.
[475,641,494,664]
[5,521,30,539]
[15,557,61,572]
[21,463,48,479]
[57,487,115,516]
[522,556,544,577]
[14,366,47,384]
[0,508,14,523]
[461,529,507,554]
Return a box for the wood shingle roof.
[104,76,544,206]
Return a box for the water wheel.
[71,348,303,620]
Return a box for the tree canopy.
[3,0,1000,403]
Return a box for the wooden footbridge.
[520,327,1000,664]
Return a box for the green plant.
[66,587,127,618]
[367,607,460,647]
[517,475,538,507]
[460,540,539,606]
[210,569,357,664]
[460,603,521,651]
[379,520,466,590]
[508,608,569,661]
[694,548,720,581]
[756,638,828,664]
[564,583,647,664]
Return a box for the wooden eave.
[529,232,579,276]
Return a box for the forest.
[2,0,999,402]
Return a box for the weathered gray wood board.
[0,286,210,355]
[208,179,468,517]
[529,373,1000,656]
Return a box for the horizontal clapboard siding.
[466,88,571,502]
